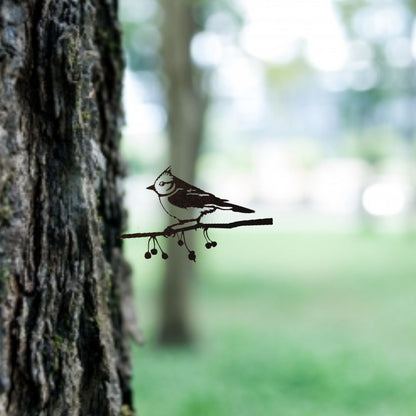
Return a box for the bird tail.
[219,202,255,214]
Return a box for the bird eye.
[159,181,165,186]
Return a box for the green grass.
[126,231,416,416]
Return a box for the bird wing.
[168,179,227,209]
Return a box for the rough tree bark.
[0,1,135,415]
[158,0,207,345]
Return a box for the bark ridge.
[0,1,134,415]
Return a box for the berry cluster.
[203,228,217,249]
[142,228,218,262]
[144,236,168,260]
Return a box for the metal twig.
[118,218,274,239]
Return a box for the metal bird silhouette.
[146,167,255,224]
[118,167,272,262]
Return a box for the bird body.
[147,167,254,223]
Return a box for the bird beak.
[146,184,156,191]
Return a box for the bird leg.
[163,219,198,237]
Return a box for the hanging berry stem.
[154,236,168,259]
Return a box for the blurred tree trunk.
[0,1,136,415]
[158,0,207,345]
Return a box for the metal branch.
[118,218,274,239]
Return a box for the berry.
[205,242,211,249]
[211,241,217,247]
[178,240,184,246]
[188,251,196,261]
[162,252,169,260]
[151,248,158,255]
[144,251,151,259]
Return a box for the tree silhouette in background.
[156,0,208,345]
[122,0,241,345]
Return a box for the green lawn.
[126,230,416,416]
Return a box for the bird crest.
[155,166,173,182]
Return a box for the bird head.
[147,166,175,196]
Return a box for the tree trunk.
[157,0,207,345]
[0,1,135,415]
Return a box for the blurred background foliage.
[119,0,416,414]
